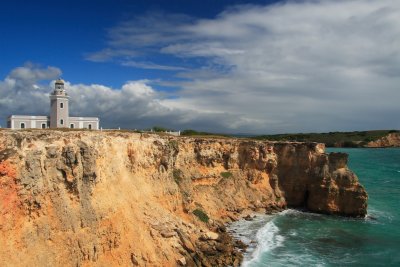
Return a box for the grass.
[192,209,210,223]
[220,171,233,178]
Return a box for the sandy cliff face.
[366,133,400,147]
[0,130,367,266]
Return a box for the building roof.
[55,79,65,84]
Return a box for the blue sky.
[0,0,278,87]
[1,0,399,133]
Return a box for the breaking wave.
[241,220,284,267]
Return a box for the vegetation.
[151,126,174,132]
[172,169,183,184]
[220,171,233,178]
[168,140,179,151]
[181,129,214,136]
[192,209,210,223]
[181,129,230,138]
[253,130,397,147]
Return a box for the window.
[70,124,74,129]
[60,102,64,109]
[88,124,92,130]
[41,123,46,129]
[60,119,64,125]
[20,122,25,129]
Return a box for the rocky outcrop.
[274,144,367,216]
[366,132,400,147]
[0,130,367,266]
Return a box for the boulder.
[161,231,176,238]
[200,232,219,241]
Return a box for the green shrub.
[220,171,233,178]
[192,209,209,223]
[181,129,200,136]
[363,137,374,142]
[168,140,179,151]
[152,126,174,132]
[173,169,183,184]
[181,129,230,138]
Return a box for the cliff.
[366,133,400,147]
[0,130,367,266]
[253,130,400,148]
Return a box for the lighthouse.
[49,79,69,128]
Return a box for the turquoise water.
[230,148,400,266]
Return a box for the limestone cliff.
[0,130,367,267]
[366,132,400,147]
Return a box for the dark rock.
[244,215,253,221]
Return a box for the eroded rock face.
[367,132,400,147]
[0,130,367,266]
[274,145,367,217]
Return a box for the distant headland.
[180,129,400,148]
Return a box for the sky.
[0,0,399,134]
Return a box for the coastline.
[0,130,367,266]
[234,147,400,266]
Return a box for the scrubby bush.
[152,126,172,132]
[173,169,183,184]
[193,209,209,223]
[220,171,233,178]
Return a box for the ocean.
[230,148,400,266]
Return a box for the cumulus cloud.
[0,64,260,131]
[84,0,400,133]
[0,63,60,118]
[3,2,400,133]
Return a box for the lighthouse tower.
[49,79,69,128]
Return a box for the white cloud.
[3,1,400,133]
[85,0,400,133]
[0,63,60,117]
[121,61,187,71]
[0,64,259,131]
[84,48,138,62]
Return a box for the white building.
[7,79,99,130]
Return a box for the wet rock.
[243,215,254,221]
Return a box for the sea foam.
[242,220,285,267]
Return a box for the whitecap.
[242,220,285,267]
[279,208,322,218]
[367,208,393,222]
